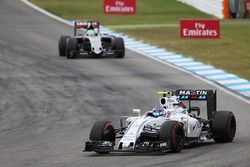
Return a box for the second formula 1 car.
[85,89,236,154]
[58,21,125,59]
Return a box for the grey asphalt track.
[0,0,250,167]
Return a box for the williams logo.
[177,90,208,95]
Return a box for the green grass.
[31,0,250,80]
[119,25,250,80]
[30,0,212,25]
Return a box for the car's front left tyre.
[114,37,125,58]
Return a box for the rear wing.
[74,21,100,36]
[158,89,217,119]
[175,89,214,100]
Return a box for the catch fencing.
[177,0,227,19]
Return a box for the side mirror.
[132,109,141,116]
[120,116,129,130]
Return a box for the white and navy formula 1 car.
[58,21,125,59]
[85,89,236,154]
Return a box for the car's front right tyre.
[159,121,184,153]
[89,120,116,154]
[58,35,70,56]
[66,38,78,59]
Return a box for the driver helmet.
[85,21,99,36]
[152,106,165,117]
[86,29,96,36]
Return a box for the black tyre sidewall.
[66,38,78,59]
[114,37,125,58]
[89,120,115,142]
[212,111,236,142]
[160,121,184,153]
[58,35,70,56]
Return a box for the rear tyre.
[212,111,236,142]
[159,121,184,153]
[89,120,115,154]
[114,37,125,58]
[66,38,78,59]
[58,35,70,56]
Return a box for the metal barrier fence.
[178,0,250,19]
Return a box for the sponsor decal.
[180,20,220,38]
[176,90,209,100]
[104,0,136,14]
[178,90,208,96]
